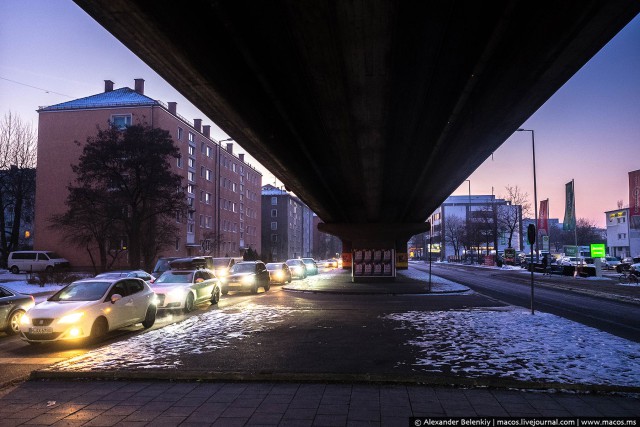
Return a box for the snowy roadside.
[0,271,68,295]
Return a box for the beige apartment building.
[35,79,261,269]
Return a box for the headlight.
[242,275,255,284]
[275,271,283,279]
[21,314,31,325]
[168,288,186,299]
[59,312,85,324]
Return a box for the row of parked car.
[2,256,324,346]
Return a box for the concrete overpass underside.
[74,0,638,262]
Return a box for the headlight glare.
[242,275,255,284]
[168,288,186,299]
[59,312,85,324]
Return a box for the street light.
[517,128,539,263]
[216,137,233,257]
[465,179,471,263]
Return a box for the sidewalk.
[1,380,638,426]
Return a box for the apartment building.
[34,79,261,269]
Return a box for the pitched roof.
[39,87,159,112]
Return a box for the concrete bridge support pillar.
[317,222,430,281]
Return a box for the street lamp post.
[465,179,471,263]
[216,137,233,257]
[517,128,539,263]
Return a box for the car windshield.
[155,271,193,284]
[302,260,315,265]
[266,263,283,271]
[95,272,127,279]
[231,264,256,273]
[49,281,111,302]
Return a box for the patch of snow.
[397,269,468,293]
[384,308,640,387]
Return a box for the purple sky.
[1,1,638,228]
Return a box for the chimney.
[104,80,114,92]
[194,119,202,132]
[202,125,210,138]
[226,143,233,153]
[168,102,177,115]
[134,78,145,94]
[239,154,245,162]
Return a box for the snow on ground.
[385,308,640,387]
[397,268,469,293]
[45,304,294,371]
[0,272,66,294]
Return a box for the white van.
[7,251,70,274]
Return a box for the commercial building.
[428,195,522,261]
[34,79,261,269]
[604,208,640,258]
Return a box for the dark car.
[301,258,318,275]
[152,257,180,277]
[286,259,308,279]
[220,261,270,294]
[266,262,292,284]
[0,285,35,335]
[95,270,156,283]
[616,257,640,273]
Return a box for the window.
[187,184,194,194]
[188,145,195,156]
[206,216,212,228]
[177,156,183,168]
[206,146,213,157]
[271,209,277,217]
[111,114,131,129]
[177,127,183,141]
[206,169,213,181]
[188,223,195,233]
[271,234,278,242]
[271,222,277,230]
[200,166,205,177]
[199,214,204,227]
[232,163,237,173]
[188,158,195,168]
[205,192,212,204]
[271,197,277,206]
[201,142,206,154]
[188,132,194,143]
[175,237,180,251]
[188,171,195,182]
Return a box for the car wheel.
[142,305,156,329]
[6,309,25,335]
[211,286,220,305]
[45,266,54,273]
[10,266,19,274]
[90,317,108,343]
[221,287,228,295]
[183,293,195,313]
[264,282,270,292]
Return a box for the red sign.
[538,199,549,236]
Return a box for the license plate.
[29,327,53,334]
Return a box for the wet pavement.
[1,268,639,424]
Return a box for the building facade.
[34,79,261,269]
[261,184,310,261]
[312,215,342,260]
[429,195,522,261]
[604,208,640,258]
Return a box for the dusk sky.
[1,1,638,228]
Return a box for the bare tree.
[498,185,527,249]
[444,215,466,259]
[0,112,37,265]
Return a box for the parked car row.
[6,256,325,346]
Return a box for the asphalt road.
[419,263,640,343]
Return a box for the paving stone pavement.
[0,380,638,426]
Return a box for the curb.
[29,369,640,395]
[281,286,470,295]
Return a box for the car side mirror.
[111,294,123,304]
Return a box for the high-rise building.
[34,79,261,269]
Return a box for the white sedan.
[19,277,156,344]
[151,268,221,312]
